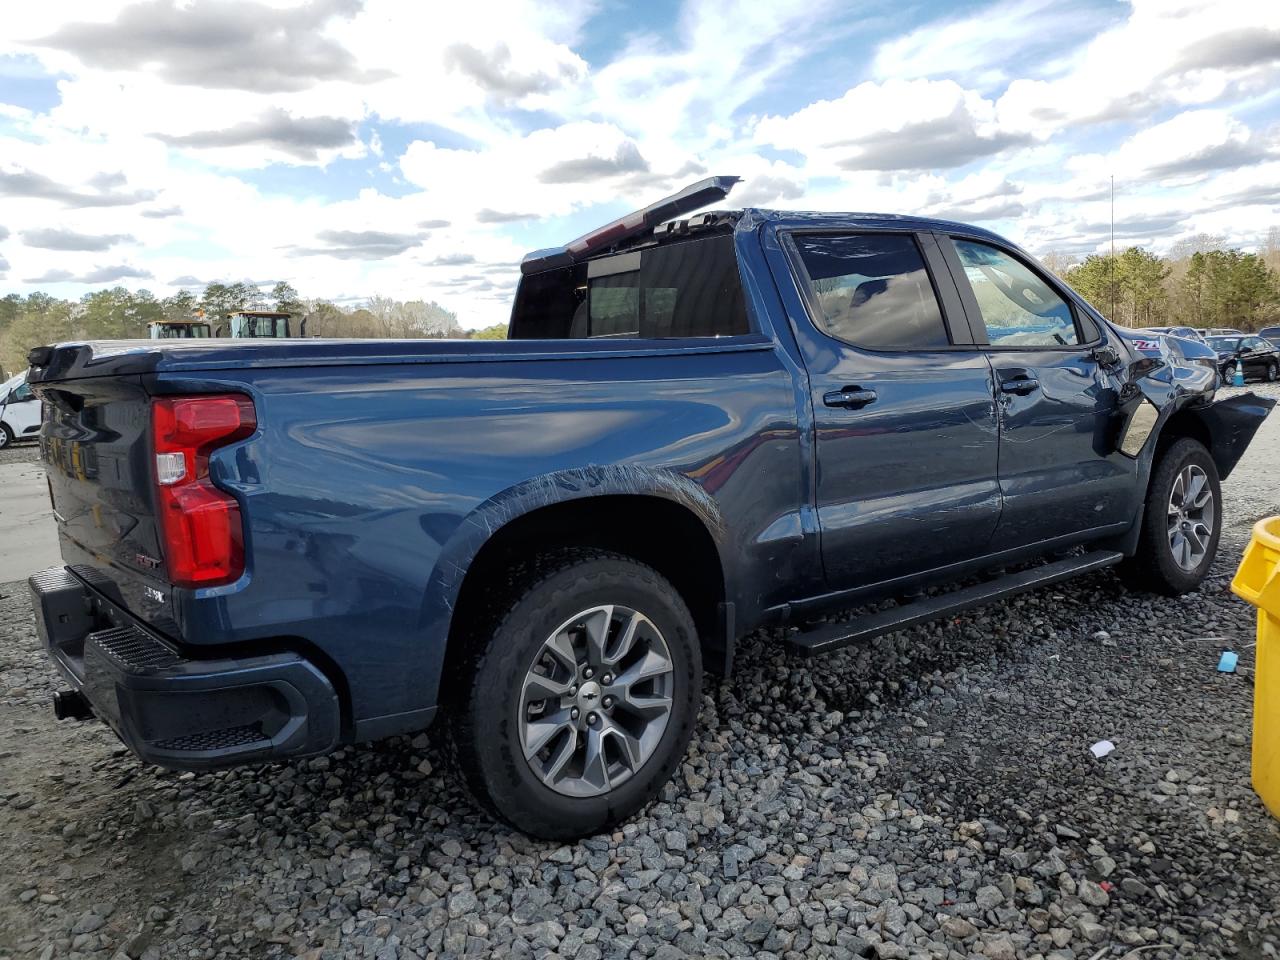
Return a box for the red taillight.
[151,395,256,587]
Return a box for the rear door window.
[952,239,1080,347]
[789,233,951,350]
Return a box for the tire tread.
[446,548,701,838]
[1119,437,1221,596]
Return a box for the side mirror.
[1241,346,1253,354]
[1092,344,1121,367]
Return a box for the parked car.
[1207,327,1244,337]
[24,177,1274,839]
[0,371,41,448]
[1140,325,1206,343]
[1259,325,1280,349]
[1205,334,1280,382]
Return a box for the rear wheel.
[1120,437,1221,595]
[1267,360,1278,382]
[448,550,702,839]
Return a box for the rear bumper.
[29,566,341,771]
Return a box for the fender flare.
[1175,392,1276,481]
[417,463,728,648]
[1103,389,1274,557]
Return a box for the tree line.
[1045,230,1280,331]
[5,230,1277,376]
[0,281,469,377]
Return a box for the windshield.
[230,315,288,337]
[152,324,211,338]
[0,372,23,401]
[1206,336,1240,351]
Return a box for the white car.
[0,372,41,448]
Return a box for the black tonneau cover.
[519,175,740,276]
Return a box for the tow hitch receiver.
[53,689,93,721]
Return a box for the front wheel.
[0,423,13,449]
[448,550,702,839]
[1119,437,1221,595]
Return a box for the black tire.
[1119,437,1222,596]
[1267,360,1278,383]
[447,549,702,839]
[0,423,12,449]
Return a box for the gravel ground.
[2,383,1279,960]
[0,441,39,466]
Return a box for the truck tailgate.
[39,375,175,630]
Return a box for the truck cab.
[148,319,213,339]
[220,311,295,338]
[22,177,1274,840]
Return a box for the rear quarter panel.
[161,345,803,734]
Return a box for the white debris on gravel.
[1,383,1279,959]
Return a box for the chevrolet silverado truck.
[26,177,1273,839]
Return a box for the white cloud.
[1087,110,1276,184]
[0,0,1278,328]
[995,0,1280,137]
[755,79,1024,173]
[873,0,1106,89]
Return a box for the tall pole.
[1110,174,1116,321]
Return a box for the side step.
[786,550,1124,658]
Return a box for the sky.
[0,0,1278,330]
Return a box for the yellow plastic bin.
[1231,516,1280,818]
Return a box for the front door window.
[953,240,1079,348]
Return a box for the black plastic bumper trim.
[29,566,341,771]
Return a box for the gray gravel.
[2,383,1279,960]
[0,441,39,466]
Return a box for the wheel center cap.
[577,681,602,709]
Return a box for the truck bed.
[31,334,770,380]
[27,332,802,746]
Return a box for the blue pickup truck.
[26,177,1272,838]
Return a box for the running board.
[785,550,1124,658]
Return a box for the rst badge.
[144,586,166,604]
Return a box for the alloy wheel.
[518,604,674,798]
[1167,464,1214,572]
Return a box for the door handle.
[823,387,878,409]
[999,377,1040,395]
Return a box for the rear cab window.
[509,233,749,340]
